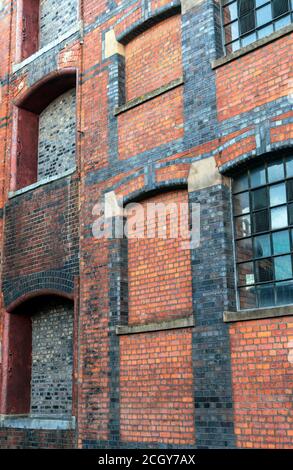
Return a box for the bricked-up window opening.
[38,89,76,180]
[221,0,293,54]
[18,0,78,61]
[1,296,74,417]
[233,154,293,309]
[12,70,76,192]
[39,0,78,49]
[126,190,193,325]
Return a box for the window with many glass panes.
[222,0,293,53]
[233,155,293,309]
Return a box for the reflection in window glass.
[269,183,287,207]
[274,255,292,280]
[236,214,251,238]
[221,0,292,53]
[254,234,271,258]
[271,206,288,230]
[250,166,266,187]
[272,230,290,255]
[257,284,275,307]
[237,238,253,262]
[234,192,250,215]
[268,161,285,182]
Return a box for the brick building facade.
[0,0,292,449]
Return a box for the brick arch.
[11,69,77,191]
[218,145,293,175]
[116,1,181,45]
[3,271,75,311]
[122,179,188,205]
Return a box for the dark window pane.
[287,179,293,202]
[272,0,289,17]
[268,160,285,182]
[237,237,253,262]
[253,209,269,233]
[223,2,238,24]
[233,174,249,193]
[255,258,274,282]
[252,187,268,210]
[254,234,271,258]
[240,12,256,34]
[239,0,255,15]
[289,203,293,225]
[271,205,288,229]
[269,183,286,206]
[272,230,290,255]
[276,281,293,305]
[250,165,266,187]
[274,255,292,280]
[239,286,257,309]
[286,156,293,177]
[257,283,275,308]
[236,214,251,237]
[238,261,254,285]
[234,191,250,215]
[256,4,273,26]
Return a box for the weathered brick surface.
[120,328,195,445]
[0,428,74,449]
[118,86,184,159]
[127,190,192,325]
[0,0,292,451]
[215,34,293,122]
[31,299,74,417]
[38,89,76,180]
[125,14,182,101]
[40,0,78,48]
[230,317,293,449]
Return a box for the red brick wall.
[120,328,195,445]
[118,86,184,159]
[216,34,292,121]
[125,14,182,101]
[3,178,79,279]
[127,189,193,325]
[230,317,293,449]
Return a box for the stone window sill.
[13,22,82,74]
[8,166,77,199]
[0,415,76,430]
[224,305,293,322]
[114,77,184,116]
[116,315,194,335]
[212,23,293,70]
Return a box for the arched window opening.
[233,153,293,309]
[1,295,74,417]
[12,70,76,192]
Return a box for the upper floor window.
[221,0,293,54]
[233,154,293,309]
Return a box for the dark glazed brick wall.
[0,428,74,449]
[38,89,76,180]
[189,183,236,448]
[40,0,78,48]
[31,299,74,417]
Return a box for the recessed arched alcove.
[0,293,74,417]
[11,69,77,191]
